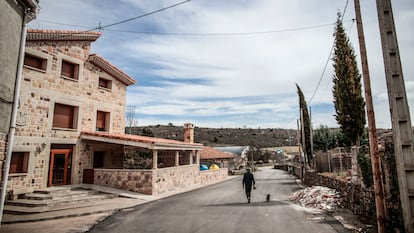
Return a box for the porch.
[79,131,228,195]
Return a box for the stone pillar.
[152,150,158,169]
[196,150,200,165]
[175,151,179,167]
[189,151,193,165]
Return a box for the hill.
[126,125,297,148]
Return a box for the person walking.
[242,168,256,203]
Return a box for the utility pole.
[310,107,314,168]
[375,1,414,232]
[354,1,387,232]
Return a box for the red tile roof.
[200,147,236,160]
[88,54,136,86]
[27,29,101,42]
[81,131,203,149]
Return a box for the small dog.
[266,194,270,202]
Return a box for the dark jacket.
[242,172,255,188]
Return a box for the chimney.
[183,123,194,143]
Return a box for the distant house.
[5,29,226,199]
[200,146,236,169]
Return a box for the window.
[53,103,77,129]
[96,111,109,132]
[24,53,47,71]
[98,77,112,90]
[10,152,29,173]
[61,60,79,80]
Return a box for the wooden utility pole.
[375,1,414,232]
[354,0,386,232]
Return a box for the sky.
[29,0,414,129]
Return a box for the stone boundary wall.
[94,169,153,195]
[200,168,228,185]
[153,165,200,195]
[94,166,228,196]
[306,172,376,223]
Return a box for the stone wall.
[94,169,153,195]
[93,166,229,196]
[153,165,200,195]
[200,168,228,184]
[306,173,376,223]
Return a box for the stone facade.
[94,169,153,195]
[7,30,135,198]
[94,165,228,195]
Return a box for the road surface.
[88,167,348,233]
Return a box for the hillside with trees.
[127,125,297,148]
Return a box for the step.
[4,198,106,214]
[6,193,116,208]
[33,186,79,195]
[2,197,141,224]
[23,190,98,201]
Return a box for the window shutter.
[61,61,75,78]
[24,54,45,70]
[96,111,106,131]
[53,104,74,128]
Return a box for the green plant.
[357,146,373,187]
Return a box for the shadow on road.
[202,200,289,207]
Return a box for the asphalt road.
[88,167,349,233]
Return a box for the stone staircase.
[4,186,117,215]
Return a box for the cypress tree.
[296,84,312,166]
[332,13,366,146]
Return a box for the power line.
[286,0,350,128]
[34,19,352,37]
[29,1,193,40]
[308,0,350,105]
[103,22,339,36]
[92,0,192,31]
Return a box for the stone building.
[5,29,222,199]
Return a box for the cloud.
[30,0,414,129]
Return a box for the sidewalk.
[0,176,238,233]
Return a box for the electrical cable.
[33,19,351,37]
[89,0,192,31]
[103,22,339,36]
[308,0,349,105]
[285,0,350,128]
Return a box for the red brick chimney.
[183,123,194,143]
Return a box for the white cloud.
[30,0,414,129]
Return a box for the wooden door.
[48,149,70,187]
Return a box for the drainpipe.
[0,4,37,223]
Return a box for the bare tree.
[126,105,137,134]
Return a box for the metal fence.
[314,148,356,173]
